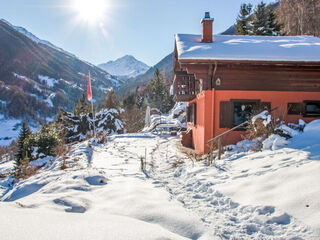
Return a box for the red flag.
[87,71,92,101]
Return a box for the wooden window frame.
[220,99,271,130]
[303,100,320,117]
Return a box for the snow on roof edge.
[175,34,320,63]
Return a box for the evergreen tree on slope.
[72,93,91,116]
[148,69,172,113]
[15,120,32,167]
[252,1,281,36]
[235,3,253,35]
[104,90,118,109]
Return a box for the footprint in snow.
[53,199,87,213]
[85,176,107,185]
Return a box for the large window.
[220,100,270,129]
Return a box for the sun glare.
[72,0,108,23]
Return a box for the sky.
[0,0,276,66]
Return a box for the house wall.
[187,90,214,154]
[187,90,320,154]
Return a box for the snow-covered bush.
[56,108,123,143]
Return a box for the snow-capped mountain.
[98,55,150,79]
[0,19,123,125]
[0,18,77,58]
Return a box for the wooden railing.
[207,107,278,160]
[173,71,199,102]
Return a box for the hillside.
[98,55,150,79]
[115,52,173,97]
[0,20,122,121]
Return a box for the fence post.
[218,137,222,160]
[144,148,147,170]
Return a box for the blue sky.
[0,0,276,66]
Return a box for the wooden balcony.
[173,71,199,102]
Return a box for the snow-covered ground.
[0,135,211,240]
[0,120,319,239]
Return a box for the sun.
[72,0,109,23]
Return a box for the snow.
[251,110,271,126]
[176,34,320,62]
[0,137,211,239]
[143,102,187,132]
[262,134,288,150]
[98,55,150,79]
[1,120,320,239]
[12,72,29,82]
[38,75,58,88]
[0,115,21,146]
[148,124,320,239]
[0,116,39,146]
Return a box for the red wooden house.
[173,12,320,154]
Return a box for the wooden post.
[144,148,147,170]
[218,137,222,160]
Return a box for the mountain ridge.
[0,19,123,121]
[98,55,150,79]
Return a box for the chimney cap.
[201,11,214,22]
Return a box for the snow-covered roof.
[175,34,320,62]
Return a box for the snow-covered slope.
[0,135,211,240]
[149,120,320,239]
[1,120,319,239]
[0,19,76,58]
[98,55,150,79]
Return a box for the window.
[288,103,304,115]
[220,100,271,129]
[233,102,256,127]
[288,101,320,117]
[304,101,320,117]
[187,103,196,125]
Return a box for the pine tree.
[72,93,91,116]
[103,90,118,109]
[148,69,172,113]
[235,3,253,35]
[15,120,31,167]
[252,1,281,36]
[36,124,60,157]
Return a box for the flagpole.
[91,100,96,138]
[89,71,96,138]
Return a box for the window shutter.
[220,101,233,128]
[288,103,304,115]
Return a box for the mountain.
[0,19,123,122]
[98,55,150,79]
[115,53,173,97]
[221,25,237,35]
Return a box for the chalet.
[173,12,320,154]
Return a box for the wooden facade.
[173,50,320,154]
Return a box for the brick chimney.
[201,12,214,42]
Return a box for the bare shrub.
[14,156,38,180]
[53,141,71,170]
[96,132,108,144]
[172,159,185,168]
